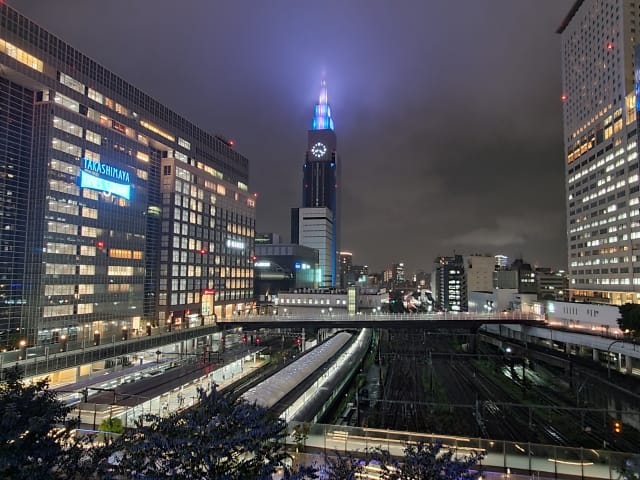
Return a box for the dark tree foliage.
[0,366,80,480]
[375,441,483,480]
[618,303,640,336]
[322,450,366,480]
[86,385,317,479]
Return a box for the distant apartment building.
[291,207,333,288]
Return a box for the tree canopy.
[618,303,640,336]
[81,386,315,480]
[0,366,79,480]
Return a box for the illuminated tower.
[292,80,340,287]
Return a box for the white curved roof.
[241,331,353,409]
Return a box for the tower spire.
[312,79,334,131]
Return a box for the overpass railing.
[287,422,637,480]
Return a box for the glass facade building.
[0,4,255,348]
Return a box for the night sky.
[9,0,575,274]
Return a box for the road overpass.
[217,311,545,330]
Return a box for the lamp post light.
[59,334,67,353]
[93,330,101,346]
[18,340,27,360]
[607,339,624,379]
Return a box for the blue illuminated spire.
[312,80,335,131]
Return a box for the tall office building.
[559,0,640,304]
[0,4,255,348]
[291,207,334,288]
[292,80,340,287]
[431,255,467,312]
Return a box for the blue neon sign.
[79,159,131,200]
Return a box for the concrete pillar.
[592,348,599,362]
[565,343,572,355]
[625,355,633,374]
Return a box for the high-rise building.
[339,251,353,289]
[431,255,467,312]
[0,4,255,348]
[291,207,333,287]
[297,80,339,287]
[558,0,640,304]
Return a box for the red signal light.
[96,240,105,249]
[607,42,614,50]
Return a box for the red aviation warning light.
[561,93,568,102]
[607,41,614,50]
[96,240,105,250]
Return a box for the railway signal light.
[242,334,247,344]
[256,336,261,345]
[296,336,302,346]
[613,420,622,434]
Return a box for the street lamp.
[607,339,624,379]
[59,334,67,353]
[18,340,26,360]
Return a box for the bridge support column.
[625,354,633,374]
[565,342,573,356]
[301,329,306,352]
[592,348,599,362]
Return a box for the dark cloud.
[9,0,574,273]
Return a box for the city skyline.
[9,0,575,273]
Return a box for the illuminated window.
[136,151,149,162]
[84,149,100,162]
[78,284,94,294]
[178,137,191,150]
[59,72,85,94]
[80,245,96,256]
[79,264,95,275]
[50,158,79,176]
[48,221,77,235]
[53,117,82,137]
[49,179,79,196]
[81,206,98,219]
[83,189,99,200]
[0,38,43,72]
[108,266,134,276]
[88,88,104,104]
[46,242,76,255]
[140,120,175,142]
[80,226,97,238]
[48,199,79,216]
[43,305,73,317]
[45,284,74,296]
[77,303,94,314]
[45,264,75,275]
[86,129,102,145]
[52,137,81,157]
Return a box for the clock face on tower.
[311,142,327,158]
